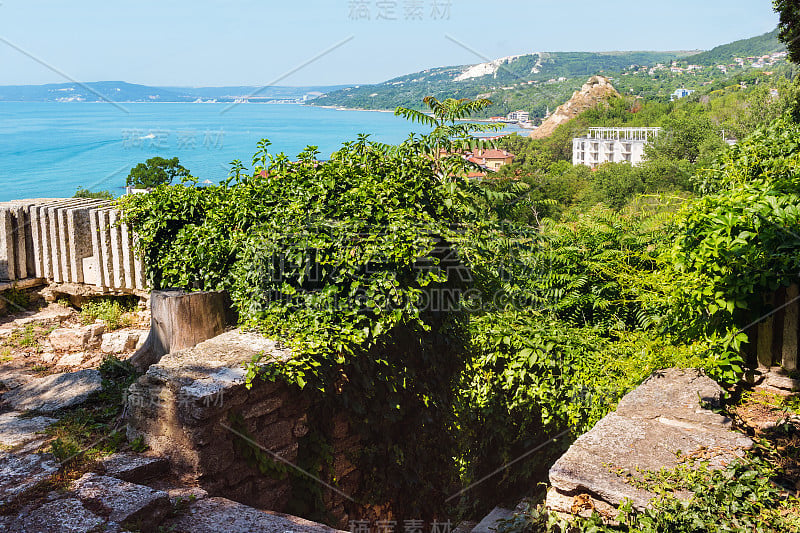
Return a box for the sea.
[0,102,528,202]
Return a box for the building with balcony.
[507,110,530,123]
[572,127,661,168]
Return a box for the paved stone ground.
[546,369,754,518]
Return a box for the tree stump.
[130,289,232,370]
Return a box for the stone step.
[8,498,107,533]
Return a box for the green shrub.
[80,298,135,330]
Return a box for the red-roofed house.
[469,149,515,171]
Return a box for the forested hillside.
[312,30,787,119]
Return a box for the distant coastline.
[308,104,396,113]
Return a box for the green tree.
[394,96,503,180]
[73,187,113,199]
[126,157,190,188]
[775,0,800,64]
[645,115,726,165]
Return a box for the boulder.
[166,497,348,533]
[72,473,170,532]
[0,452,60,506]
[547,369,753,515]
[11,498,105,533]
[2,369,102,412]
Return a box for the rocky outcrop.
[529,76,620,139]
[546,369,753,518]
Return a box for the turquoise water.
[0,103,523,201]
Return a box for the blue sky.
[0,0,780,87]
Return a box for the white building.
[507,110,530,123]
[671,88,695,100]
[573,127,661,168]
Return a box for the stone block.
[66,204,98,284]
[0,209,16,280]
[88,207,106,288]
[97,209,115,288]
[56,351,87,367]
[101,329,147,354]
[100,452,169,483]
[49,326,91,351]
[10,206,28,280]
[73,473,170,532]
[547,369,753,513]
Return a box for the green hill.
[311,30,789,119]
[688,28,784,65]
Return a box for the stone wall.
[0,199,145,292]
[125,330,362,527]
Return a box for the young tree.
[126,157,190,188]
[395,97,503,180]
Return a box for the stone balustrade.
[0,199,146,292]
